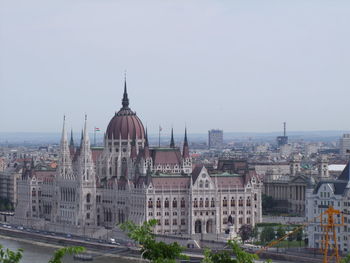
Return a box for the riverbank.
[0,227,141,262]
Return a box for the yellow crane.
[255,206,345,263]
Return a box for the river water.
[0,236,137,263]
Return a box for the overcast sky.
[1,0,349,135]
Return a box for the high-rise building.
[208,129,223,149]
[339,134,350,158]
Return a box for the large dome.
[106,83,145,140]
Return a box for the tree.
[251,226,259,241]
[48,247,85,263]
[0,245,22,263]
[260,226,275,244]
[296,229,303,242]
[202,240,259,263]
[229,240,258,263]
[238,224,253,244]
[276,226,285,239]
[120,219,186,263]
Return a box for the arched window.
[246,197,251,206]
[211,198,215,207]
[86,193,91,203]
[172,198,177,208]
[254,193,257,201]
[199,198,204,208]
[148,198,153,208]
[205,198,209,207]
[239,197,243,207]
[223,197,227,207]
[164,198,169,208]
[181,198,185,208]
[205,180,209,188]
[156,198,161,208]
[194,198,198,208]
[231,197,235,207]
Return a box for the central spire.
[122,74,129,109]
[170,128,175,148]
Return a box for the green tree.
[202,240,259,263]
[296,229,303,242]
[0,245,22,263]
[48,246,85,263]
[260,226,275,244]
[238,224,253,244]
[251,226,259,241]
[276,226,285,239]
[120,219,186,263]
[341,254,350,263]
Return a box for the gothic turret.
[170,128,175,148]
[182,128,190,158]
[59,116,73,179]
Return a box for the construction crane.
[255,206,345,263]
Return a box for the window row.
[148,198,186,208]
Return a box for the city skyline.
[1,0,350,133]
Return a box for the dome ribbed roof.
[106,81,145,140]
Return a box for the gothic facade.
[13,82,262,239]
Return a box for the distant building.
[276,122,288,147]
[339,134,350,158]
[208,129,223,149]
[306,163,350,253]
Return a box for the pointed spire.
[170,128,175,148]
[122,73,129,109]
[145,127,149,147]
[69,129,74,147]
[83,114,90,143]
[61,115,67,143]
[182,127,190,158]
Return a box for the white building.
[306,163,350,253]
[13,82,262,239]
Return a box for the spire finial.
[170,128,175,148]
[61,115,67,143]
[184,127,188,146]
[122,72,129,109]
[70,129,74,147]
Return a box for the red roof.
[151,148,182,165]
[151,176,190,189]
[106,108,145,140]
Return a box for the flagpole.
[158,125,161,147]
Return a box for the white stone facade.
[13,86,262,239]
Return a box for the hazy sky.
[1,0,350,134]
